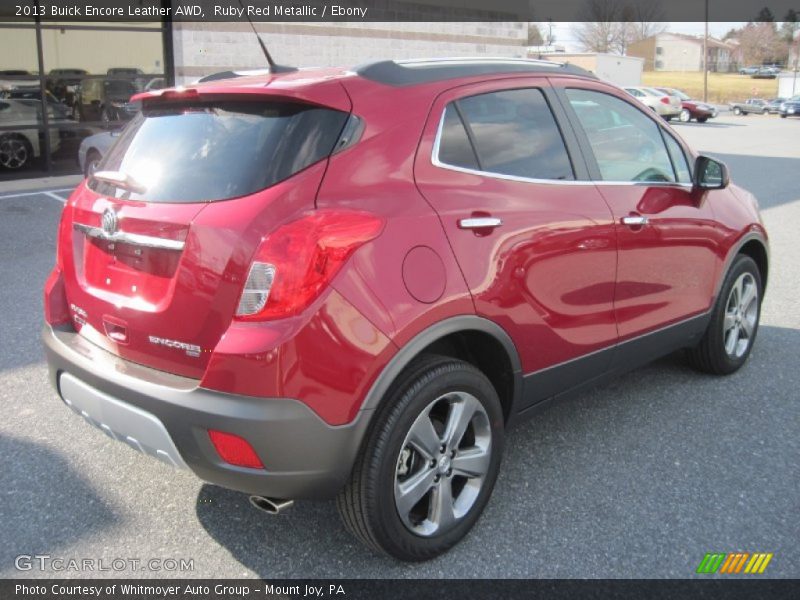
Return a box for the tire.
[679,109,692,123]
[762,108,769,115]
[337,355,504,561]
[733,106,742,115]
[697,117,708,123]
[687,255,762,375]
[84,149,102,177]
[0,134,34,170]
[781,114,787,119]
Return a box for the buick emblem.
[101,208,118,235]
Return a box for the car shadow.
[195,324,800,577]
[0,433,120,576]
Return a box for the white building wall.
[173,22,527,84]
[778,73,800,98]
[595,54,643,86]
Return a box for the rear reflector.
[208,430,264,469]
[660,97,670,104]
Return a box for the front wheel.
[697,117,708,123]
[733,106,742,115]
[337,355,504,561]
[687,255,762,375]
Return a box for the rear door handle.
[621,215,649,227]
[458,217,502,230]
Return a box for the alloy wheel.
[0,137,29,169]
[680,109,691,122]
[394,391,491,537]
[723,272,759,358]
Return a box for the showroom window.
[0,17,172,180]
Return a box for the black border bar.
[3,0,800,22]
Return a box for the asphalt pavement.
[0,114,798,579]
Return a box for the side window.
[437,88,574,181]
[437,105,479,170]
[662,132,692,184]
[566,88,677,183]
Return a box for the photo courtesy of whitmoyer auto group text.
[0,0,797,598]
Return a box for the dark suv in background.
[44,58,768,561]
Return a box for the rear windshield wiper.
[91,170,147,195]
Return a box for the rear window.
[90,100,349,203]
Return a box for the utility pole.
[703,0,709,102]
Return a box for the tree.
[756,7,775,22]
[571,0,666,54]
[780,10,799,43]
[527,23,544,46]
[737,22,789,65]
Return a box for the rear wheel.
[762,108,769,115]
[0,134,33,170]
[84,149,102,177]
[733,106,742,115]
[337,355,504,561]
[679,109,692,122]
[687,255,762,375]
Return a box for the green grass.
[641,71,779,104]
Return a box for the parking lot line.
[0,187,74,201]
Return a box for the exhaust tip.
[249,495,294,515]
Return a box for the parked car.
[656,87,717,123]
[752,66,780,79]
[0,69,37,91]
[74,78,140,123]
[729,98,770,115]
[1,87,72,121]
[106,67,144,77]
[43,58,769,561]
[738,66,760,75]
[0,99,60,169]
[779,96,800,118]
[77,130,117,175]
[765,98,786,114]
[623,86,682,119]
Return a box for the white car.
[0,98,60,170]
[77,130,117,176]
[623,86,682,120]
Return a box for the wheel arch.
[360,316,523,425]
[715,232,770,300]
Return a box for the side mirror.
[693,155,729,190]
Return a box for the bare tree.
[737,22,789,65]
[572,0,667,54]
[527,23,544,46]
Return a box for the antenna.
[237,0,297,73]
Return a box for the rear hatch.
[60,89,350,378]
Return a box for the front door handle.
[621,215,649,227]
[458,217,503,230]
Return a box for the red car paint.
[45,63,767,432]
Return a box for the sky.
[547,22,747,52]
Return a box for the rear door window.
[437,88,574,181]
[90,100,348,202]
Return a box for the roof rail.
[355,57,597,86]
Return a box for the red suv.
[43,58,768,561]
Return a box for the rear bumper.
[42,324,373,500]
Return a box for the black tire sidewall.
[365,360,504,560]
[707,255,762,373]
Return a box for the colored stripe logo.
[697,552,773,574]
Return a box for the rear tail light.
[660,97,670,105]
[208,430,264,469]
[235,210,384,321]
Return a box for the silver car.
[0,98,60,170]
[623,86,682,120]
